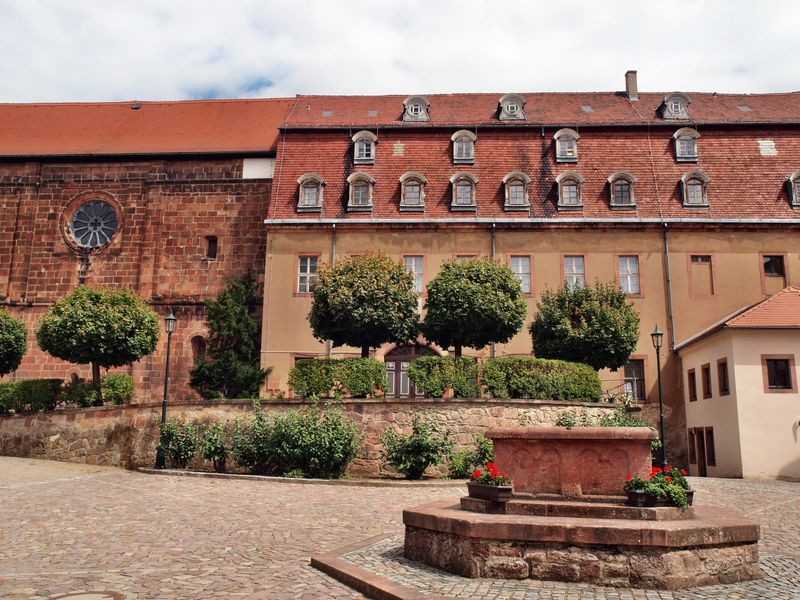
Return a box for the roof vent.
[322,110,332,117]
[131,103,141,110]
[368,110,378,117]
[738,105,752,112]
[625,70,638,101]
[581,105,593,113]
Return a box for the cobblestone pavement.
[2,457,799,599]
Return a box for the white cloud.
[0,0,798,102]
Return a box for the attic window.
[554,128,579,162]
[499,94,526,121]
[680,171,710,207]
[556,171,584,210]
[297,173,325,212]
[451,130,476,164]
[608,172,637,209]
[347,172,375,212]
[399,172,427,212]
[403,95,430,122]
[449,172,478,212]
[352,130,378,164]
[673,127,700,162]
[660,93,691,120]
[503,171,531,211]
[787,172,800,207]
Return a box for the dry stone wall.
[0,399,619,476]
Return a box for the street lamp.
[650,324,667,469]
[155,311,178,469]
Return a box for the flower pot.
[467,482,513,502]
[625,490,671,507]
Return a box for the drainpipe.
[327,223,337,359]
[491,222,497,358]
[662,223,676,351]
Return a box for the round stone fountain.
[403,426,762,590]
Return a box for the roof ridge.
[0,98,294,108]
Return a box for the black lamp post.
[155,311,177,469]
[651,324,667,469]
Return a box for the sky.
[0,0,797,103]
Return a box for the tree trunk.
[454,344,462,358]
[361,346,369,358]
[91,361,103,405]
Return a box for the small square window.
[763,255,785,277]
[613,181,632,205]
[409,103,422,116]
[767,359,792,389]
[677,137,697,158]
[686,180,705,205]
[561,181,580,206]
[352,183,370,206]
[507,182,526,205]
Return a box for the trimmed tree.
[421,258,528,357]
[190,274,271,399]
[36,286,159,401]
[0,309,27,376]
[530,281,640,371]
[308,253,419,358]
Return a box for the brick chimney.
[625,70,639,101]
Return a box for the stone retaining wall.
[0,399,619,476]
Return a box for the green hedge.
[407,356,478,398]
[287,358,386,398]
[1,379,63,413]
[62,374,135,407]
[0,382,18,414]
[481,357,601,402]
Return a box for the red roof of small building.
[725,286,800,328]
[0,98,295,157]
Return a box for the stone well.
[404,426,762,590]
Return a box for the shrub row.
[407,357,478,398]
[287,358,386,398]
[0,374,135,414]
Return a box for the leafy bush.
[288,358,386,398]
[158,418,199,469]
[230,403,275,475]
[597,406,651,428]
[448,433,493,479]
[0,381,19,414]
[200,421,228,472]
[408,356,478,398]
[0,309,27,376]
[380,413,453,480]
[62,378,99,407]
[269,403,361,478]
[101,374,134,405]
[14,379,62,413]
[481,357,601,402]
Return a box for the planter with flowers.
[467,462,513,502]
[624,466,694,509]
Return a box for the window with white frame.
[451,130,476,164]
[661,93,691,120]
[618,255,640,295]
[510,256,531,293]
[681,172,709,207]
[608,172,636,208]
[554,128,579,162]
[403,95,430,122]
[297,255,318,293]
[498,93,526,121]
[503,171,531,211]
[673,128,700,161]
[564,255,585,289]
[399,172,427,212]
[296,173,325,212]
[450,173,478,211]
[352,131,377,164]
[404,256,424,293]
[556,172,584,209]
[788,172,800,207]
[346,172,375,211]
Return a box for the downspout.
[327,223,337,359]
[663,223,676,351]
[490,222,497,358]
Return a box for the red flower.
[626,476,632,482]
[651,467,662,473]
[472,469,482,480]
[681,469,687,476]
[666,476,672,483]
[487,462,495,471]
[665,465,672,472]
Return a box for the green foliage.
[288,358,386,398]
[625,466,690,509]
[200,421,228,472]
[158,418,199,469]
[407,356,478,398]
[380,413,454,480]
[230,402,275,474]
[555,410,577,429]
[62,378,99,407]
[448,434,494,479]
[530,281,640,371]
[14,379,62,413]
[0,381,19,414]
[190,274,271,399]
[101,374,134,405]
[481,357,602,402]
[308,253,419,357]
[422,258,527,357]
[0,309,27,376]
[597,406,651,428]
[36,287,159,391]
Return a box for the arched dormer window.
[554,128,579,163]
[297,173,325,212]
[673,127,700,162]
[403,96,430,122]
[680,171,710,207]
[787,172,800,208]
[399,172,427,212]
[499,94,526,121]
[608,172,637,209]
[661,93,691,120]
[451,130,476,164]
[346,172,375,212]
[450,172,478,212]
[352,130,377,165]
[502,171,531,211]
[556,171,584,210]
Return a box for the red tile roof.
[726,287,800,328]
[0,98,295,157]
[286,92,800,128]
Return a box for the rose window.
[70,201,118,248]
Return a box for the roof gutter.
[264,217,800,226]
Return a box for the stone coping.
[461,496,695,520]
[403,500,759,548]
[487,425,658,441]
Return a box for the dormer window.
[451,130,476,164]
[554,128,579,162]
[787,172,800,207]
[347,172,375,212]
[608,172,637,209]
[352,130,377,164]
[499,94,526,121]
[450,173,478,212]
[661,93,691,120]
[673,128,700,161]
[681,171,710,207]
[502,171,531,211]
[556,171,584,210]
[297,173,325,213]
[403,95,430,122]
[399,172,427,212]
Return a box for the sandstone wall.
[0,399,619,476]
